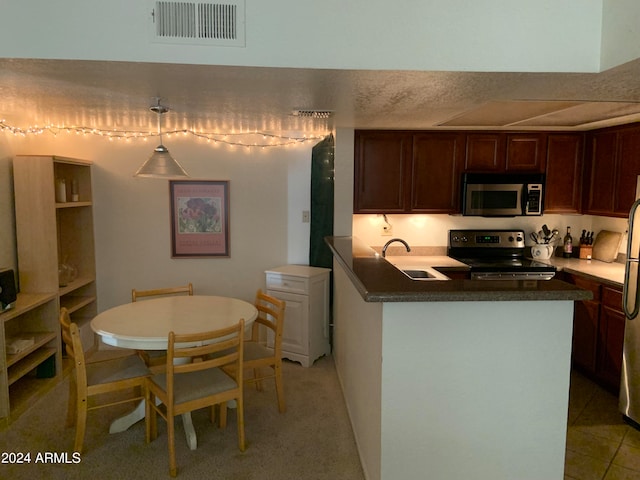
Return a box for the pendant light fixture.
[134,99,189,178]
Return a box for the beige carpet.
[0,355,365,480]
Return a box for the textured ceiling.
[2,57,640,137]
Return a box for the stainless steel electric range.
[448,229,557,280]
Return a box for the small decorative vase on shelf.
[55,178,67,203]
[58,262,78,287]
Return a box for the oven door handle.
[472,272,555,280]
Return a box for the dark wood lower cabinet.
[563,272,625,393]
[598,287,625,391]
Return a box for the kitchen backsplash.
[353,214,629,253]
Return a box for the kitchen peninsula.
[326,236,591,480]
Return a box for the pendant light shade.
[134,101,189,178]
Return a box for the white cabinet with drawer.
[265,265,331,367]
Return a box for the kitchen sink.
[388,264,450,281]
[384,256,452,281]
[401,269,437,279]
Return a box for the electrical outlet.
[381,224,393,236]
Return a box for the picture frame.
[169,180,230,258]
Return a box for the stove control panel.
[449,230,525,248]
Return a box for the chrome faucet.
[382,238,411,258]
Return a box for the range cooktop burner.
[452,257,554,271]
[448,229,557,280]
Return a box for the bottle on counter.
[563,226,573,258]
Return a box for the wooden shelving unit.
[0,292,59,424]
[2,155,98,424]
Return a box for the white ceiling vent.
[291,110,334,119]
[150,1,245,47]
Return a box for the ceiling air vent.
[291,110,334,119]
[150,1,245,47]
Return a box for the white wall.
[381,300,574,479]
[0,131,316,310]
[0,0,611,73]
[601,0,640,70]
[333,261,382,480]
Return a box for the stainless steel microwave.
[461,173,544,216]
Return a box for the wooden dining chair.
[131,283,194,302]
[59,307,150,453]
[60,306,136,364]
[60,306,139,430]
[145,319,246,477]
[244,289,287,413]
[131,283,193,368]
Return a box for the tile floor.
[565,371,640,479]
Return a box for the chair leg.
[274,363,286,413]
[74,395,88,454]
[219,402,227,429]
[236,396,246,452]
[210,404,216,424]
[145,390,152,443]
[66,375,77,427]
[168,415,177,477]
[253,368,263,391]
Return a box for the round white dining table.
[91,295,258,450]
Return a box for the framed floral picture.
[169,180,230,258]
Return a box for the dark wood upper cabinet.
[585,130,618,215]
[614,126,640,215]
[411,133,464,212]
[544,133,584,214]
[354,123,640,218]
[505,133,546,172]
[464,134,505,172]
[353,130,463,214]
[353,131,412,213]
[585,123,640,217]
[464,133,545,173]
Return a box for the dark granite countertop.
[326,236,593,303]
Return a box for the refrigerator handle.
[624,199,640,319]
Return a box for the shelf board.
[59,276,95,296]
[53,156,92,166]
[7,347,57,385]
[6,332,57,369]
[0,293,57,323]
[60,296,96,314]
[4,373,63,426]
[55,201,92,208]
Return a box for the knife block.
[578,246,593,260]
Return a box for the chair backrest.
[252,289,286,353]
[166,319,245,395]
[131,283,193,302]
[65,315,89,392]
[59,307,76,359]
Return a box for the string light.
[0,120,328,148]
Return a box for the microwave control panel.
[524,184,543,215]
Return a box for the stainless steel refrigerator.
[620,197,640,425]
